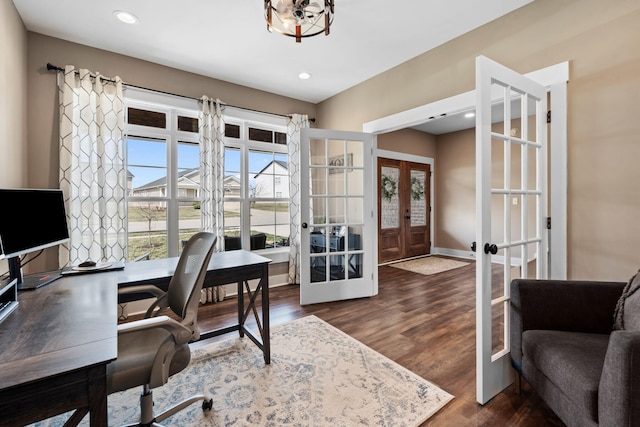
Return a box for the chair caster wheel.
[202,398,213,411]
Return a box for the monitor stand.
[7,256,62,291]
[16,270,62,291]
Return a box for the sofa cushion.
[522,330,610,422]
[613,270,640,330]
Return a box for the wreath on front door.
[381,174,398,202]
[411,176,425,201]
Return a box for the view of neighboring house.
[132,168,200,198]
[253,160,289,198]
[126,170,134,196]
[223,175,241,196]
[131,168,241,201]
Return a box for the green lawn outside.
[129,228,289,260]
[128,230,200,260]
[252,202,289,212]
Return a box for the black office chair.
[108,232,217,426]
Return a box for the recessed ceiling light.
[298,72,312,80]
[464,112,475,118]
[114,10,139,24]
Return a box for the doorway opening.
[365,61,568,279]
[366,58,568,405]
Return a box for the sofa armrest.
[599,330,640,427]
[510,279,624,373]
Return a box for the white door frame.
[363,61,569,279]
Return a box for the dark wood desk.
[0,250,270,426]
[0,272,118,426]
[118,250,272,364]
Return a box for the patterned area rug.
[389,256,469,276]
[34,315,453,427]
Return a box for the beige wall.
[0,2,27,188]
[434,119,537,256]
[378,128,436,159]
[317,0,640,282]
[434,128,475,251]
[0,2,28,274]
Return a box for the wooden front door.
[378,158,431,263]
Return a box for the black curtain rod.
[46,63,315,123]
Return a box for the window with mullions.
[223,120,290,252]
[125,103,201,261]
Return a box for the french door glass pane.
[310,138,327,166]
[308,136,365,284]
[347,197,363,223]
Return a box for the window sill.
[253,247,289,264]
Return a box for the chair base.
[120,387,213,427]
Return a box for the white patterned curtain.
[199,96,226,302]
[58,66,127,266]
[287,114,310,284]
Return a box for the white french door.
[475,56,548,404]
[299,128,377,305]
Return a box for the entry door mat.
[389,256,470,276]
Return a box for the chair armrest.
[510,279,624,372]
[599,330,640,427]
[118,284,165,298]
[117,284,166,304]
[118,315,192,345]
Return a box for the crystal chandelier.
[264,0,334,43]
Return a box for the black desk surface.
[0,271,118,390]
[0,272,117,427]
[118,250,271,289]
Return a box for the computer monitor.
[0,188,70,289]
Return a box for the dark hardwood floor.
[179,257,564,426]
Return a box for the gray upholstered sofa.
[510,274,640,427]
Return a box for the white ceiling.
[13,0,533,106]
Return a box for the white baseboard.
[432,246,536,267]
[432,247,477,261]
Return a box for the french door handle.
[302,223,308,229]
[405,215,411,219]
[484,243,498,255]
[471,241,477,252]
